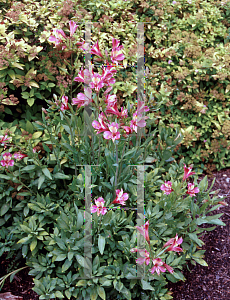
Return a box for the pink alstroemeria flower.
[72,87,92,108]
[160,181,174,195]
[60,96,70,111]
[112,189,129,205]
[149,258,174,276]
[104,94,117,106]
[48,28,67,49]
[163,233,183,252]
[136,100,149,115]
[91,197,107,216]
[92,112,109,134]
[89,73,105,92]
[91,40,104,58]
[14,152,28,161]
[105,103,121,117]
[69,20,78,37]
[130,248,150,265]
[120,107,128,119]
[0,135,11,145]
[1,152,14,168]
[33,147,37,153]
[49,21,78,48]
[103,122,120,143]
[183,164,196,181]
[186,182,199,197]
[136,220,150,244]
[111,38,125,64]
[130,112,148,133]
[123,126,133,135]
[74,68,91,85]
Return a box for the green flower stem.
[97,134,102,165]
[96,214,103,236]
[116,141,127,186]
[60,110,77,177]
[45,120,67,189]
[114,143,118,190]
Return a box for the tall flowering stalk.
[130,220,183,276]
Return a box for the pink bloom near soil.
[163,233,183,252]
[186,182,200,197]
[149,258,174,275]
[183,164,196,181]
[160,181,174,195]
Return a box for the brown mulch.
[0,168,230,300]
[167,167,230,300]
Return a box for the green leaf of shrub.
[62,259,72,272]
[98,235,105,255]
[141,279,154,291]
[38,175,45,189]
[97,286,106,300]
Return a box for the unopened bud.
[202,199,208,203]
[35,121,43,126]
[218,201,228,206]
[42,108,48,114]
[53,94,58,101]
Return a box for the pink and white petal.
[173,246,183,252]
[136,257,145,265]
[103,131,113,140]
[177,237,183,244]
[159,266,166,273]
[164,264,174,274]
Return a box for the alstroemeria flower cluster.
[91,189,129,216]
[92,99,149,143]
[130,221,178,276]
[91,38,125,66]
[48,20,85,50]
[1,152,14,168]
[74,64,116,95]
[161,165,199,197]
[71,38,149,143]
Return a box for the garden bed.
[0,168,229,300]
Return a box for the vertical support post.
[84,165,92,278]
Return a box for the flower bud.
[202,199,208,203]
[218,201,228,206]
[42,108,48,114]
